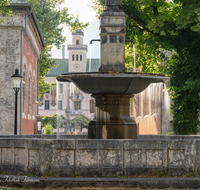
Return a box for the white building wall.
[39,31,93,122]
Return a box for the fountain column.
[88,94,137,139]
[99,0,127,72]
[88,0,137,139]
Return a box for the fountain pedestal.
[88,94,137,139]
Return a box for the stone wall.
[0,137,199,177]
[0,9,24,135]
[0,6,44,135]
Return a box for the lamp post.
[11,68,22,135]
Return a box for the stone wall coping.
[0,134,200,139]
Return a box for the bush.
[70,115,91,129]
[42,113,65,129]
[44,124,54,134]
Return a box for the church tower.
[68,30,88,72]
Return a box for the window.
[23,68,27,114]
[58,100,62,110]
[76,40,79,45]
[74,101,81,110]
[46,86,50,94]
[28,75,32,115]
[72,54,74,61]
[32,81,35,116]
[74,86,80,94]
[27,42,29,54]
[80,55,82,61]
[45,100,50,110]
[76,55,78,61]
[59,84,63,94]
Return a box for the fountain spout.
[125,39,135,45]
[90,39,100,44]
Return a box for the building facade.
[130,82,172,135]
[0,1,45,135]
[39,31,98,120]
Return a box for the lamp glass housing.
[12,77,22,88]
[11,68,22,88]
[37,121,41,131]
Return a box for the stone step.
[0,174,200,189]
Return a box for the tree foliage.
[70,115,91,129]
[44,124,54,134]
[93,0,200,134]
[42,113,65,129]
[28,0,89,98]
[0,0,12,23]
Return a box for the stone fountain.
[57,0,169,139]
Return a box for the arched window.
[27,42,30,54]
[23,66,27,115]
[28,72,32,115]
[76,40,79,45]
[45,100,50,110]
[76,55,78,61]
[32,80,36,116]
[72,54,74,61]
[80,55,82,61]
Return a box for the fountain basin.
[57,72,170,94]
[57,72,170,139]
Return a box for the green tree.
[93,0,200,134]
[0,0,12,23]
[28,0,88,98]
[44,124,54,134]
[42,113,65,129]
[70,115,91,129]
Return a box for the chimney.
[62,45,65,59]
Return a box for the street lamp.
[11,68,22,135]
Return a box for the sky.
[51,0,100,59]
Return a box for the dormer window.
[76,40,79,45]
